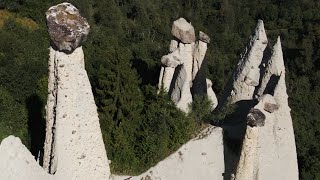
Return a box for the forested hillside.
[0,0,319,179]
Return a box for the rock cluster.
[0,7,299,180]
[46,2,90,52]
[233,35,298,180]
[158,18,218,113]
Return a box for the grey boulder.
[46,2,90,52]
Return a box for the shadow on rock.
[214,100,258,180]
[26,94,46,165]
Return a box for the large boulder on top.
[171,18,196,44]
[46,2,90,52]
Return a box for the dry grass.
[0,10,39,31]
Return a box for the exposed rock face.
[43,4,110,178]
[158,66,176,91]
[171,18,196,44]
[192,41,208,95]
[221,20,268,105]
[206,79,218,110]
[169,40,178,52]
[46,2,90,52]
[112,126,224,180]
[171,43,194,112]
[158,18,218,112]
[0,136,53,180]
[43,47,110,179]
[199,31,210,43]
[234,126,259,180]
[247,108,266,127]
[234,37,298,180]
[257,37,285,97]
[268,38,299,180]
[161,49,181,67]
[0,12,299,180]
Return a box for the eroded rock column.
[43,3,110,179]
[235,37,298,180]
[221,20,268,105]
[158,18,218,113]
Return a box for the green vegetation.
[0,0,319,178]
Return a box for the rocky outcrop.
[158,18,218,113]
[206,79,218,110]
[0,9,298,180]
[112,126,224,180]
[266,38,299,180]
[0,136,53,180]
[44,46,110,179]
[46,3,90,52]
[257,37,285,97]
[234,37,298,180]
[221,20,268,105]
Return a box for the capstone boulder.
[171,18,196,44]
[46,2,90,52]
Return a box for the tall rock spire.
[43,2,111,179]
[235,37,298,180]
[221,20,268,105]
[268,37,299,180]
[0,3,111,180]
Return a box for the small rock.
[161,54,180,67]
[244,68,260,87]
[169,40,178,52]
[199,31,210,43]
[79,154,86,159]
[62,114,67,118]
[171,18,196,43]
[247,108,266,127]
[259,94,280,113]
[264,102,279,113]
